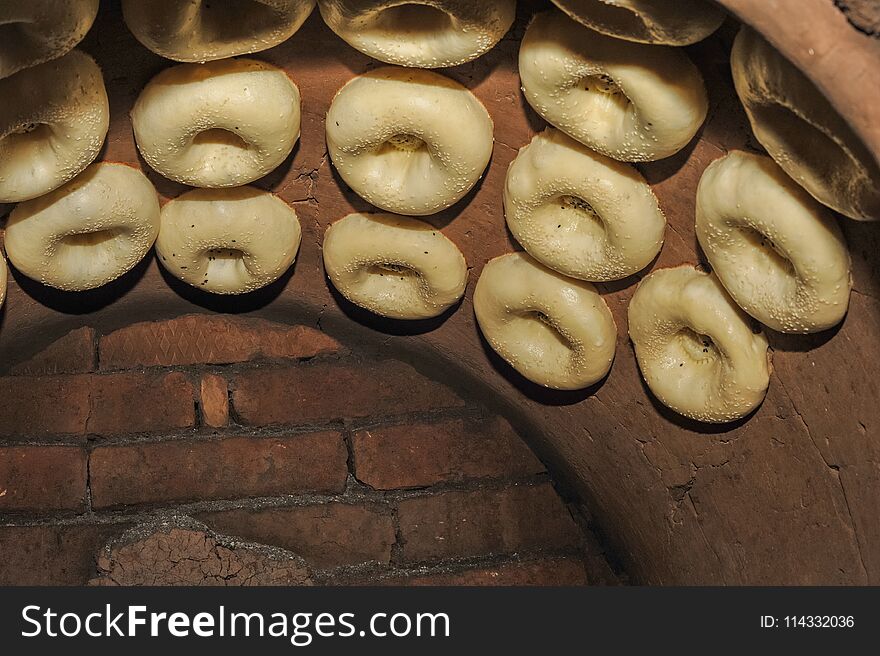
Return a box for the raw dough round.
[628,265,771,423]
[0,50,109,202]
[0,0,99,79]
[732,26,880,221]
[520,10,708,162]
[122,0,316,62]
[326,66,494,216]
[131,58,301,188]
[474,252,617,390]
[549,0,725,46]
[696,150,852,334]
[156,187,302,295]
[505,128,665,281]
[317,0,515,67]
[4,163,160,291]
[323,213,468,319]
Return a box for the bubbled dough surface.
[474,252,617,390]
[2,1,880,585]
[0,0,99,79]
[131,58,301,188]
[504,128,665,281]
[317,0,515,68]
[696,151,852,334]
[549,0,725,46]
[4,162,160,291]
[156,187,302,295]
[122,0,316,63]
[731,27,880,221]
[519,10,708,162]
[0,49,109,202]
[326,66,494,216]
[323,213,468,320]
[628,265,771,423]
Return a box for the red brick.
[0,524,125,585]
[385,558,588,586]
[199,504,395,568]
[87,372,195,435]
[0,375,90,437]
[353,417,544,490]
[0,446,87,512]
[11,327,96,375]
[232,361,464,426]
[90,432,348,508]
[200,373,229,428]
[397,484,581,563]
[99,315,342,370]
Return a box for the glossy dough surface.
[0,0,99,79]
[122,0,316,62]
[317,0,515,68]
[326,66,494,215]
[505,128,665,281]
[131,58,301,188]
[156,187,302,295]
[5,163,160,291]
[549,0,724,46]
[474,252,617,390]
[323,213,468,320]
[732,27,880,221]
[696,151,852,334]
[520,10,708,162]
[628,265,771,423]
[0,50,109,202]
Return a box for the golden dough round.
[5,163,160,292]
[731,27,880,221]
[326,66,494,215]
[323,213,468,320]
[317,0,515,67]
[520,10,708,162]
[628,265,771,423]
[156,187,302,295]
[549,0,724,46]
[696,151,852,334]
[122,0,316,62]
[474,252,617,390]
[505,128,665,281]
[0,0,98,79]
[131,58,301,188]
[0,50,109,202]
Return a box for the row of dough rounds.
[0,3,877,426]
[474,5,876,427]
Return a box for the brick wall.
[0,315,608,586]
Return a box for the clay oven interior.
[0,0,878,585]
